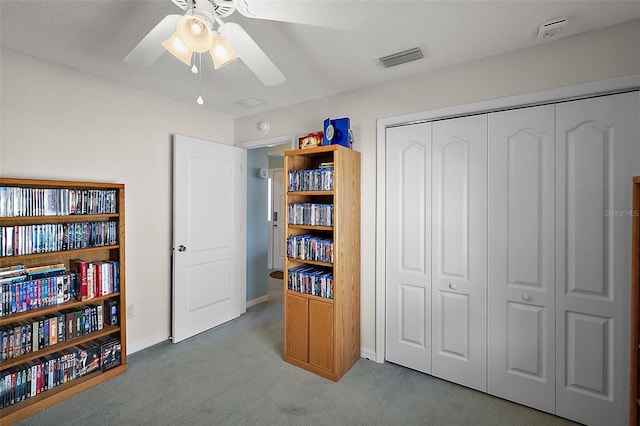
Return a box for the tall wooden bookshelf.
[283,145,360,381]
[0,178,126,424]
[631,175,640,426]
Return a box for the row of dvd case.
[0,187,117,218]
[287,203,333,226]
[286,234,334,264]
[1,304,103,361]
[288,265,334,299]
[0,221,118,257]
[287,166,334,192]
[0,337,121,409]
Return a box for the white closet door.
[385,122,432,373]
[487,105,556,412]
[431,115,487,391]
[556,91,640,426]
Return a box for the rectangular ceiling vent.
[378,47,424,68]
[232,97,266,109]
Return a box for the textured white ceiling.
[1,1,639,118]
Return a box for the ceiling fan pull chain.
[197,52,204,105]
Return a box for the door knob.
[448,283,457,290]
[521,293,531,302]
[178,245,187,252]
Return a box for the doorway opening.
[238,134,295,308]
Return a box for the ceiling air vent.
[378,47,424,68]
[537,16,568,41]
[232,97,266,109]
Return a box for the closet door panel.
[487,105,556,413]
[385,122,432,373]
[556,91,640,426]
[432,114,487,392]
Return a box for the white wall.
[234,20,640,356]
[0,48,235,352]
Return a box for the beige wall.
[234,19,640,355]
[0,48,235,352]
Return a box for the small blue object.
[323,117,352,148]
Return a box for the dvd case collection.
[0,187,117,218]
[286,234,334,264]
[0,261,120,318]
[287,163,334,192]
[0,304,105,361]
[0,337,121,409]
[287,203,334,226]
[288,265,334,299]
[0,221,118,257]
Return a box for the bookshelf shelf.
[0,325,120,370]
[283,145,360,382]
[286,257,332,268]
[287,225,333,232]
[0,293,120,326]
[287,190,334,196]
[0,246,120,267]
[0,214,119,226]
[286,289,335,304]
[0,178,127,424]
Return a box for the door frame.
[236,133,296,307]
[374,75,640,363]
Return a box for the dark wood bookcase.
[0,178,126,424]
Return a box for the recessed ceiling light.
[233,97,266,108]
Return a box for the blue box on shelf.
[323,117,352,148]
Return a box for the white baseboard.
[127,334,169,355]
[361,348,379,363]
[246,294,269,309]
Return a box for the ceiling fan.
[124,0,366,87]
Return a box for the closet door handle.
[178,245,187,252]
[521,293,531,302]
[448,283,457,290]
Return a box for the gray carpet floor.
[17,275,578,426]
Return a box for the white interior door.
[172,134,247,344]
[431,114,487,392]
[271,168,285,271]
[385,122,432,373]
[487,105,556,412]
[555,92,639,426]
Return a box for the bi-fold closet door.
[385,115,487,392]
[385,91,639,426]
[488,92,638,426]
[486,104,557,413]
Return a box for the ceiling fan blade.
[233,0,365,30]
[124,14,182,66]
[219,22,285,87]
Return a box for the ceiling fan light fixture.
[176,14,213,53]
[210,35,239,69]
[191,21,205,35]
[161,33,194,65]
